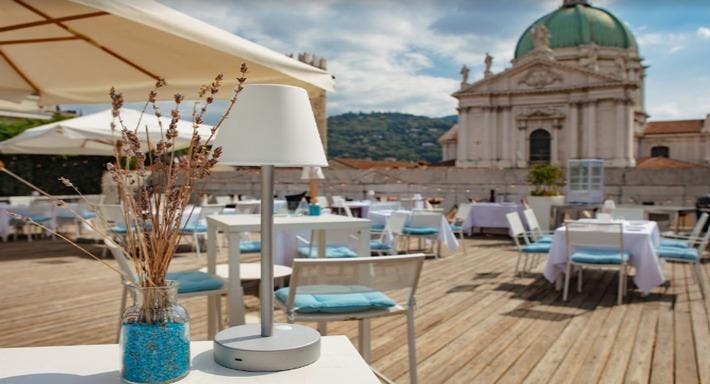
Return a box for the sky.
[70,0,710,122]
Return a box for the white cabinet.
[566,159,604,204]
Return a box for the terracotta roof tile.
[438,124,457,143]
[644,120,703,135]
[332,158,421,170]
[635,157,706,169]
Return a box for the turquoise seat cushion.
[180,223,207,233]
[570,249,630,264]
[403,226,438,235]
[12,214,51,225]
[657,246,699,261]
[239,240,261,253]
[370,240,392,251]
[535,235,554,243]
[297,246,358,258]
[275,285,396,313]
[450,224,464,232]
[660,238,689,248]
[166,271,223,294]
[371,224,385,232]
[521,242,551,253]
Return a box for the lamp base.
[213,323,321,371]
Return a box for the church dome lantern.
[514,0,638,59]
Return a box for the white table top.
[200,263,292,281]
[0,336,379,384]
[207,214,371,232]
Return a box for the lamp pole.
[260,165,274,337]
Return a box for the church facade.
[440,0,710,168]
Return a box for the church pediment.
[455,57,624,96]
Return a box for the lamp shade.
[300,166,325,180]
[214,84,328,167]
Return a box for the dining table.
[544,218,664,293]
[367,209,459,254]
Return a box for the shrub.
[528,163,564,196]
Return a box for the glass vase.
[120,281,190,384]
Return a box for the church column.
[551,124,559,164]
[481,107,491,165]
[456,107,468,166]
[490,107,499,164]
[568,103,578,160]
[584,101,597,157]
[625,99,635,166]
[501,107,511,167]
[613,99,629,166]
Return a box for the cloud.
[157,0,557,117]
[698,26,710,39]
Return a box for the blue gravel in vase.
[121,322,190,383]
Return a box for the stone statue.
[460,64,470,85]
[531,24,550,51]
[484,53,493,77]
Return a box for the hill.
[327,112,456,163]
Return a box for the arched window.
[529,129,551,163]
[650,146,669,158]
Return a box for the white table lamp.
[212,84,327,371]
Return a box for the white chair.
[407,211,442,258]
[449,203,472,254]
[9,196,34,206]
[295,228,361,259]
[660,212,708,248]
[522,208,554,243]
[601,199,616,214]
[315,196,329,208]
[275,254,425,384]
[656,226,710,296]
[331,195,345,207]
[179,204,225,258]
[214,195,233,205]
[506,212,550,276]
[595,212,613,220]
[106,239,227,342]
[563,222,628,305]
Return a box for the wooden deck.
[0,236,708,383]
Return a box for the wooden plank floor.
[0,236,708,383]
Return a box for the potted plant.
[526,163,565,231]
[0,66,248,384]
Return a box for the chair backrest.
[601,199,616,213]
[565,222,623,254]
[9,196,34,205]
[285,254,426,312]
[104,239,137,283]
[316,196,329,208]
[342,204,353,217]
[595,212,613,220]
[98,204,125,226]
[612,207,645,220]
[505,212,529,247]
[409,211,440,228]
[522,209,542,237]
[455,203,472,222]
[689,212,709,240]
[331,196,346,208]
[387,211,409,236]
[215,195,233,205]
[694,224,710,252]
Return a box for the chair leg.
[694,263,705,298]
[577,268,583,293]
[617,266,625,305]
[358,319,371,363]
[406,307,418,384]
[317,322,327,335]
[563,262,572,301]
[193,233,201,258]
[116,285,128,343]
[514,252,523,277]
[215,294,223,330]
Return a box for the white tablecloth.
[368,209,458,252]
[463,202,524,231]
[544,219,664,293]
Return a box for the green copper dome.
[514,0,637,59]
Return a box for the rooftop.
[0,237,706,383]
[644,119,704,135]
